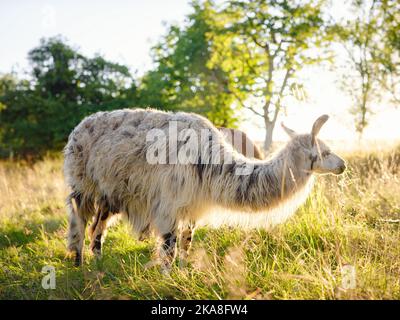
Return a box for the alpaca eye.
[322,151,330,157]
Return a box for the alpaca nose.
[338,163,346,173]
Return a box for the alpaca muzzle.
[334,163,346,175]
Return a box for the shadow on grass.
[0,217,64,249]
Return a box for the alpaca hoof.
[179,250,189,268]
[160,259,174,275]
[179,259,188,269]
[143,260,160,270]
[161,266,172,276]
[92,249,102,258]
[90,235,102,257]
[74,252,82,266]
[90,243,102,258]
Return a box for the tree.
[139,1,239,127]
[335,0,384,135]
[207,0,330,150]
[0,37,139,158]
[377,0,400,105]
[336,0,399,136]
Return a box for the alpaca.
[64,108,346,270]
[87,126,263,249]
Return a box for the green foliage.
[0,37,139,158]
[0,23,243,158]
[334,0,400,135]
[377,0,400,104]
[1,0,398,157]
[207,0,331,150]
[139,1,239,128]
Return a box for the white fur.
[64,108,344,266]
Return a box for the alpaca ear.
[281,122,297,138]
[311,114,329,145]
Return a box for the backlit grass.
[0,144,399,299]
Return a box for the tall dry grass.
[0,144,399,299]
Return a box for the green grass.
[0,146,399,300]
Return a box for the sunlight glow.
[0,0,398,143]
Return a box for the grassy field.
[0,144,399,300]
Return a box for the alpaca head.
[281,115,346,175]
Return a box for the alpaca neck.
[213,146,312,212]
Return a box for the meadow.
[0,143,399,300]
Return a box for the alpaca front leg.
[67,192,89,266]
[159,231,177,273]
[179,222,195,266]
[89,209,111,258]
[67,212,87,266]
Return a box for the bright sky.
[0,0,399,143]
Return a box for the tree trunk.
[263,121,275,152]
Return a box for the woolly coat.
[64,108,313,236]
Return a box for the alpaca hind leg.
[67,192,90,266]
[88,208,101,240]
[152,204,178,273]
[159,230,177,273]
[89,202,111,257]
[138,223,150,241]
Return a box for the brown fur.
[218,127,263,160]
